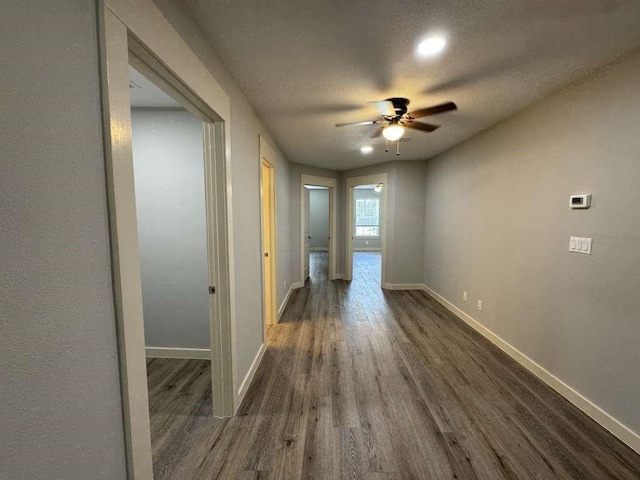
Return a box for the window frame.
[354,196,380,239]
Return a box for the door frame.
[345,173,388,285]
[300,174,338,283]
[259,138,277,331]
[100,1,236,478]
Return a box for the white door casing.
[101,1,236,478]
[303,187,310,280]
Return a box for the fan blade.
[335,120,379,127]
[373,100,396,117]
[405,121,440,133]
[407,102,457,119]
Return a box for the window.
[355,197,380,237]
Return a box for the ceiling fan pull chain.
[396,140,400,156]
[385,139,389,152]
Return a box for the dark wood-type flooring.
[146,252,640,479]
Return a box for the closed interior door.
[303,187,310,280]
[261,159,276,325]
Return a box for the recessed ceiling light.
[360,145,373,154]
[417,36,446,56]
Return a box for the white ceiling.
[129,66,183,108]
[183,0,640,170]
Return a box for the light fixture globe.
[382,123,404,141]
[417,36,446,56]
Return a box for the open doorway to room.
[352,185,383,283]
[305,185,330,282]
[346,174,388,287]
[300,174,338,285]
[129,65,215,473]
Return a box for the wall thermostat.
[570,194,591,209]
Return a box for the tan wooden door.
[261,159,276,325]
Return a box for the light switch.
[569,236,592,255]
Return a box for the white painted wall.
[423,50,640,438]
[309,189,329,250]
[353,188,382,251]
[0,1,126,478]
[152,0,296,385]
[131,108,210,349]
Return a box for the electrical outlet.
[463,291,468,302]
[476,300,482,311]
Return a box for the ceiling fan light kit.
[382,123,405,141]
[336,97,457,156]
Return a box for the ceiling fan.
[335,97,457,144]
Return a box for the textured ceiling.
[183,0,640,170]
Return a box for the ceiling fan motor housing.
[386,97,410,119]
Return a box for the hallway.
[147,253,640,479]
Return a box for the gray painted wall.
[152,0,295,384]
[309,189,329,250]
[0,1,127,478]
[423,50,640,434]
[353,188,382,251]
[131,108,210,350]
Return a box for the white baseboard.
[382,283,424,290]
[310,247,329,252]
[236,343,267,411]
[145,347,211,359]
[421,284,640,454]
[278,282,304,320]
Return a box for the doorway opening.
[300,174,338,285]
[346,174,388,287]
[305,185,330,282]
[129,66,211,360]
[128,64,215,475]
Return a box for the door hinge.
[209,286,216,294]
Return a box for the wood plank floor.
[147,252,640,479]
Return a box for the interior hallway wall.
[309,189,329,250]
[423,50,640,437]
[131,108,210,350]
[0,1,127,478]
[152,0,295,385]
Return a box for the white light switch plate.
[569,236,592,255]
